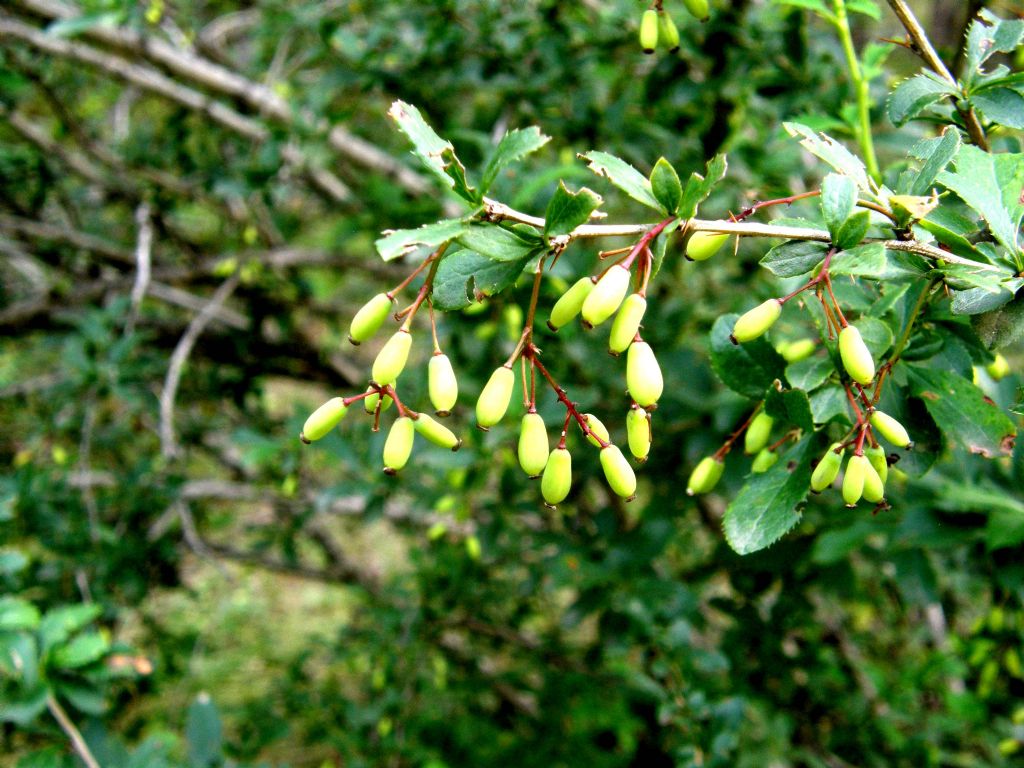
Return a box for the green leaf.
[432,249,533,310]
[375,219,469,262]
[54,681,107,716]
[765,387,814,431]
[39,604,102,655]
[46,12,123,38]
[855,316,895,357]
[970,88,1024,129]
[971,293,1024,348]
[678,154,728,220]
[650,158,682,215]
[49,632,109,670]
[0,598,40,631]
[0,549,28,576]
[0,632,39,687]
[709,315,788,399]
[965,10,1024,85]
[907,366,1017,458]
[785,356,833,391]
[544,182,602,237]
[580,151,662,211]
[846,0,880,19]
[952,287,1015,316]
[783,123,871,191]
[830,242,886,277]
[723,437,819,555]
[455,223,540,262]
[916,206,984,259]
[909,127,961,196]
[0,685,48,726]
[821,173,857,240]
[773,0,835,22]
[833,210,871,250]
[387,101,478,202]
[480,127,551,193]
[186,694,223,768]
[649,219,682,281]
[809,385,849,424]
[887,72,957,126]
[759,241,828,277]
[937,145,1024,254]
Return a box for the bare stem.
[47,694,101,768]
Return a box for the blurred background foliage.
[1,0,1023,766]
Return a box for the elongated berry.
[383,416,415,474]
[838,325,875,385]
[414,414,462,451]
[548,277,595,332]
[600,445,637,499]
[626,407,651,461]
[518,413,549,478]
[862,458,885,504]
[363,387,393,414]
[372,329,412,386]
[626,341,663,408]
[731,299,782,344]
[682,0,710,22]
[685,231,729,262]
[870,410,913,449]
[301,397,348,443]
[541,447,572,506]
[865,444,888,484]
[657,10,680,53]
[842,454,869,506]
[687,456,724,496]
[987,353,1010,381]
[348,293,394,345]
[582,413,610,447]
[639,9,659,53]
[810,443,844,492]
[581,265,631,328]
[744,412,773,455]
[779,338,816,363]
[428,353,458,416]
[609,293,647,355]
[751,449,778,473]
[476,365,515,429]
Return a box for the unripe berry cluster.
[638,0,709,56]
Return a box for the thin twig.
[46,693,101,768]
[125,202,152,336]
[159,273,241,460]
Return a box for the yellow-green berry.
[626,407,651,461]
[862,458,885,504]
[348,292,394,345]
[582,413,610,448]
[548,277,595,331]
[581,265,631,328]
[751,448,778,473]
[363,387,394,414]
[476,365,516,430]
[779,338,816,363]
[687,456,724,496]
[842,454,869,506]
[682,0,710,22]
[383,416,415,474]
[414,413,462,451]
[838,325,875,386]
[639,9,659,53]
[870,410,913,449]
[428,353,458,416]
[372,329,412,386]
[686,231,729,262]
[609,293,647,355]
[865,444,888,484]
[541,447,572,507]
[518,413,549,478]
[301,397,348,443]
[810,442,844,492]
[627,340,663,408]
[657,10,680,53]
[744,412,774,455]
[731,299,782,344]
[600,445,637,499]
[987,353,1010,381]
